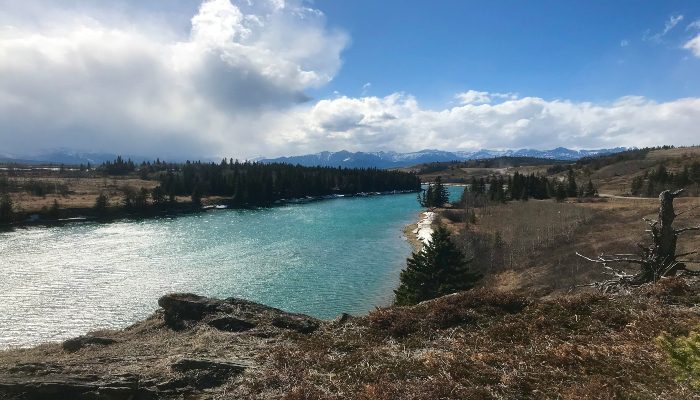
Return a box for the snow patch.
[414,211,436,245]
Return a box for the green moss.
[657,328,700,389]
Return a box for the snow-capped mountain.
[260,147,627,168]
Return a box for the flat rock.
[207,316,256,332]
[171,358,248,374]
[62,336,118,352]
[171,358,248,389]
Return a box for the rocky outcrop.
[0,293,323,399]
[158,293,320,334]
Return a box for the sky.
[0,0,699,159]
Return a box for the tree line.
[631,162,700,197]
[152,160,421,206]
[460,168,596,204]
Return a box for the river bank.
[1,189,420,231]
[403,210,437,253]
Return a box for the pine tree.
[48,199,61,219]
[418,176,449,208]
[555,183,567,202]
[566,167,578,197]
[94,192,109,213]
[394,226,481,306]
[584,179,596,197]
[0,194,14,223]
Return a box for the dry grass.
[227,282,700,399]
[4,175,158,213]
[443,197,700,294]
[2,284,698,399]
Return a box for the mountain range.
[1,147,627,168]
[259,147,627,168]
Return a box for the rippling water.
[0,187,463,349]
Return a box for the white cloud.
[645,14,684,43]
[663,14,684,35]
[684,34,700,58]
[0,1,699,159]
[620,39,629,47]
[687,19,700,31]
[361,82,371,96]
[0,0,347,158]
[270,92,700,154]
[455,90,517,105]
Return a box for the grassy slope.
[244,283,700,399]
[411,146,700,196]
[1,282,698,399]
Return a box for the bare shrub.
[455,201,595,273]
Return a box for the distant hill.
[259,147,627,169]
[0,150,203,166]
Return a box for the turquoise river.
[0,187,462,349]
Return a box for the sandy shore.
[403,220,422,253]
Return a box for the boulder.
[62,336,118,353]
[158,293,220,329]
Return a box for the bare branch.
[643,218,658,227]
[575,252,645,265]
[675,225,700,235]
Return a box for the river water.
[0,187,463,348]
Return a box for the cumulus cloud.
[684,34,700,58]
[271,92,700,154]
[1,1,699,159]
[0,0,347,158]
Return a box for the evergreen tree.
[555,183,567,202]
[418,176,449,208]
[394,226,481,306]
[151,186,166,205]
[584,179,596,197]
[0,194,14,223]
[47,199,61,219]
[566,167,578,197]
[94,192,109,213]
[631,176,645,196]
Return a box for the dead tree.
[577,189,699,291]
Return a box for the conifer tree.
[394,226,481,306]
[418,176,450,208]
[584,179,596,197]
[94,192,109,213]
[555,183,567,202]
[566,167,578,197]
[0,194,14,223]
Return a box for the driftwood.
[577,189,699,292]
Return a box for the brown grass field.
[436,195,700,295]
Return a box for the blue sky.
[314,0,700,103]
[1,0,699,158]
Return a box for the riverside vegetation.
[2,147,700,398]
[0,158,420,226]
